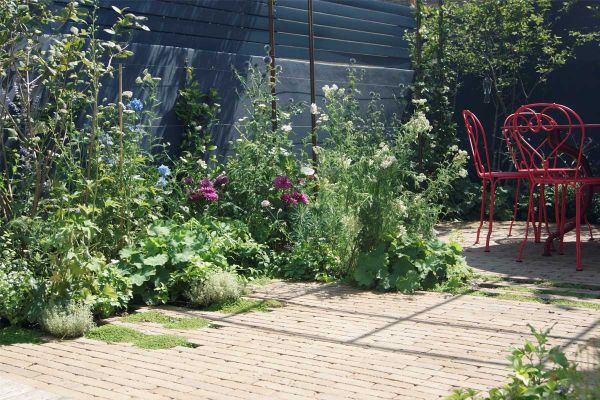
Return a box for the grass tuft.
[206,298,282,313]
[85,324,144,343]
[0,326,43,346]
[134,334,193,349]
[85,324,194,349]
[122,311,210,330]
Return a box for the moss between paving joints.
[122,310,210,329]
[85,324,195,349]
[205,298,283,313]
[0,326,43,346]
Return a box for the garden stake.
[268,0,277,131]
[118,63,124,175]
[307,0,318,168]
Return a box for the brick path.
[1,222,599,400]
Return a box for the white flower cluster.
[374,143,397,169]
[322,84,345,99]
[404,111,433,136]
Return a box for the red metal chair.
[462,110,531,252]
[507,103,600,271]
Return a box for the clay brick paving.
[1,222,599,399]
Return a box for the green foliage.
[117,217,267,305]
[353,236,470,293]
[175,66,220,161]
[222,60,313,246]
[0,234,33,324]
[85,324,194,349]
[205,298,282,313]
[447,325,600,400]
[0,326,43,345]
[39,302,95,338]
[121,311,210,330]
[186,270,244,307]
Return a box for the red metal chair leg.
[585,215,594,241]
[475,179,487,245]
[575,185,583,271]
[534,186,545,243]
[517,186,536,262]
[485,179,497,252]
[559,185,567,255]
[554,184,560,236]
[508,178,521,237]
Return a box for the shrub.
[39,302,95,338]
[118,217,267,305]
[186,270,243,307]
[447,325,600,400]
[0,262,33,325]
[353,236,470,293]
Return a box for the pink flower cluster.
[273,175,309,207]
[184,175,228,203]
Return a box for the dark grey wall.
[55,0,415,156]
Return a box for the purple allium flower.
[199,178,213,188]
[189,189,202,202]
[281,192,297,206]
[202,189,219,202]
[213,174,229,187]
[183,176,193,185]
[273,175,292,190]
[292,192,309,205]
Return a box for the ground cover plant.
[0,326,43,346]
[121,310,210,330]
[205,298,282,313]
[85,324,194,349]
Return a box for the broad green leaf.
[143,254,169,267]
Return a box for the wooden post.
[308,0,318,166]
[268,0,277,131]
[415,0,424,171]
[118,63,124,174]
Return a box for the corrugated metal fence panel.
[51,0,415,156]
[56,0,413,68]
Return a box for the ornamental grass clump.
[186,270,244,307]
[39,302,95,339]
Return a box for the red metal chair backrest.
[462,110,492,179]
[506,103,585,181]
[502,111,559,171]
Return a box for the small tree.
[411,0,595,170]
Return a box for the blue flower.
[129,98,144,112]
[158,165,171,177]
[156,176,168,188]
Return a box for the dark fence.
[54,0,416,156]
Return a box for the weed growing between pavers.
[85,324,194,349]
[122,311,210,329]
[205,298,282,313]
[436,286,600,311]
[472,273,600,291]
[0,326,43,345]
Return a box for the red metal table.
[502,123,600,255]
